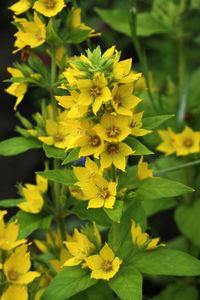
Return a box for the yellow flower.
[100,142,134,171]
[129,111,152,136]
[63,229,95,267]
[85,243,122,280]
[134,72,158,93]
[13,13,46,53]
[2,285,28,300]
[137,156,154,181]
[81,176,117,209]
[5,67,28,110]
[172,126,200,156]
[156,127,176,156]
[111,84,141,116]
[9,0,31,15]
[33,0,66,17]
[73,157,102,187]
[77,73,111,115]
[4,244,40,285]
[50,248,71,273]
[71,7,101,37]
[113,58,142,84]
[94,113,131,143]
[0,211,26,251]
[75,129,104,158]
[38,119,69,149]
[131,219,165,250]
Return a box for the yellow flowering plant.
[1,0,200,299]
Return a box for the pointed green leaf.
[37,169,76,186]
[40,267,97,300]
[175,199,200,247]
[142,115,174,130]
[66,28,91,44]
[62,148,80,165]
[135,178,194,201]
[43,144,66,160]
[104,200,123,223]
[0,137,42,156]
[109,265,142,300]
[125,136,153,155]
[130,248,200,276]
[0,198,24,208]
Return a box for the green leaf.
[0,137,42,156]
[175,199,200,247]
[109,265,142,300]
[142,115,174,130]
[66,28,91,44]
[40,266,97,300]
[62,148,80,165]
[71,281,114,300]
[142,197,176,216]
[130,248,200,276]
[109,202,146,258]
[104,200,123,223]
[151,283,198,300]
[118,166,137,189]
[95,9,168,37]
[0,198,24,208]
[135,178,194,201]
[12,211,52,239]
[46,18,63,44]
[72,201,112,227]
[125,136,154,155]
[188,68,200,108]
[43,144,66,160]
[37,169,76,186]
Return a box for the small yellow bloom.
[38,119,69,149]
[0,210,26,251]
[18,185,43,214]
[77,73,111,115]
[73,157,102,187]
[63,229,95,267]
[156,127,176,156]
[33,0,66,17]
[5,67,28,110]
[111,84,141,116]
[85,243,122,280]
[172,126,200,156]
[131,219,165,250]
[13,13,46,53]
[9,0,31,15]
[113,58,142,84]
[94,113,131,143]
[71,7,101,37]
[4,244,40,285]
[100,142,134,171]
[129,111,152,136]
[2,285,28,300]
[81,176,117,209]
[137,156,154,181]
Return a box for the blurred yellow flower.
[9,0,31,15]
[137,156,154,181]
[173,126,200,156]
[2,285,28,300]
[156,127,176,156]
[5,67,28,110]
[85,243,122,280]
[33,0,66,17]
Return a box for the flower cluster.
[157,125,200,156]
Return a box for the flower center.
[107,126,120,138]
[35,29,43,42]
[8,270,20,282]
[98,187,110,199]
[76,128,82,136]
[53,133,64,142]
[90,85,102,97]
[46,0,55,9]
[129,120,140,128]
[77,248,87,257]
[113,95,123,107]
[183,138,193,148]
[89,135,101,147]
[107,143,119,154]
[101,260,113,272]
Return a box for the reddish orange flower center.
[101,260,113,272]
[107,126,120,138]
[90,85,102,97]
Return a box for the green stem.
[153,159,200,177]
[113,222,118,252]
[128,1,158,112]
[50,45,58,121]
[178,22,185,98]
